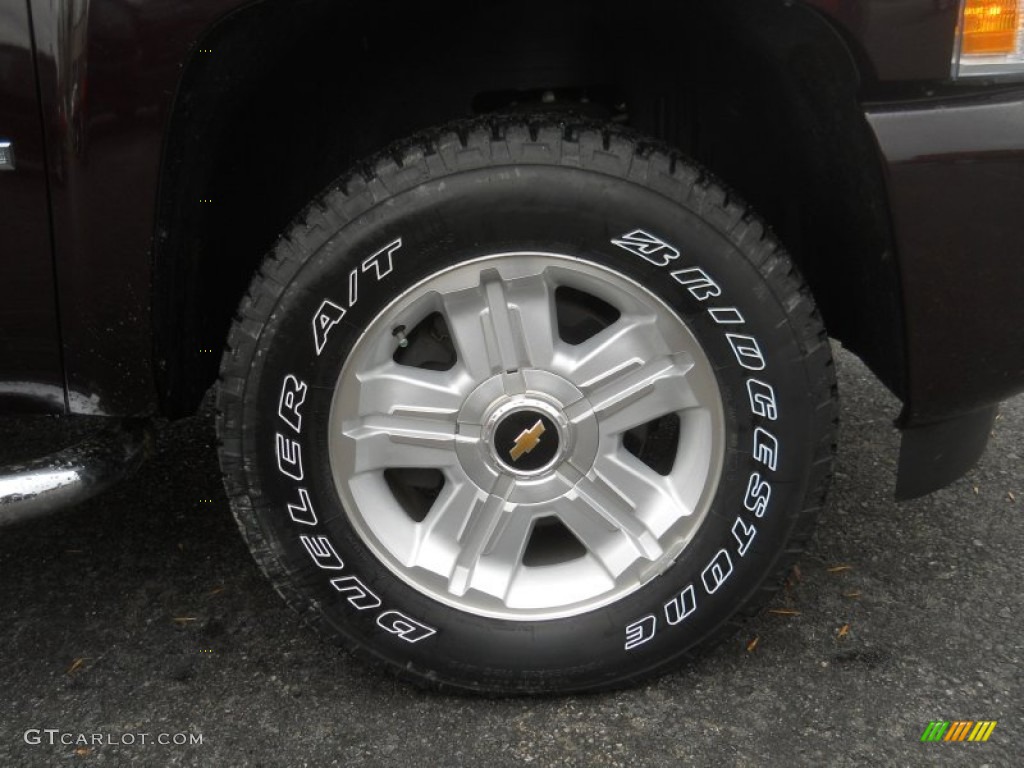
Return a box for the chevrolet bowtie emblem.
[509,419,546,462]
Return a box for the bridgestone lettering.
[617,239,782,651]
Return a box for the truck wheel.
[217,118,837,693]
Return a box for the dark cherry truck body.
[1,0,1022,692]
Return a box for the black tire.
[217,118,837,694]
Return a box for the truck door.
[0,2,65,413]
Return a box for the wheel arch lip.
[761,2,1024,496]
[866,88,1024,494]
[26,0,258,417]
[794,0,1024,426]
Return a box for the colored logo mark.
[920,721,997,742]
[509,419,546,462]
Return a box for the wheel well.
[153,0,904,416]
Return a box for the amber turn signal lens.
[962,0,1020,55]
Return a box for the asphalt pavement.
[0,344,1020,767]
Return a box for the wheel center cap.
[486,398,566,475]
